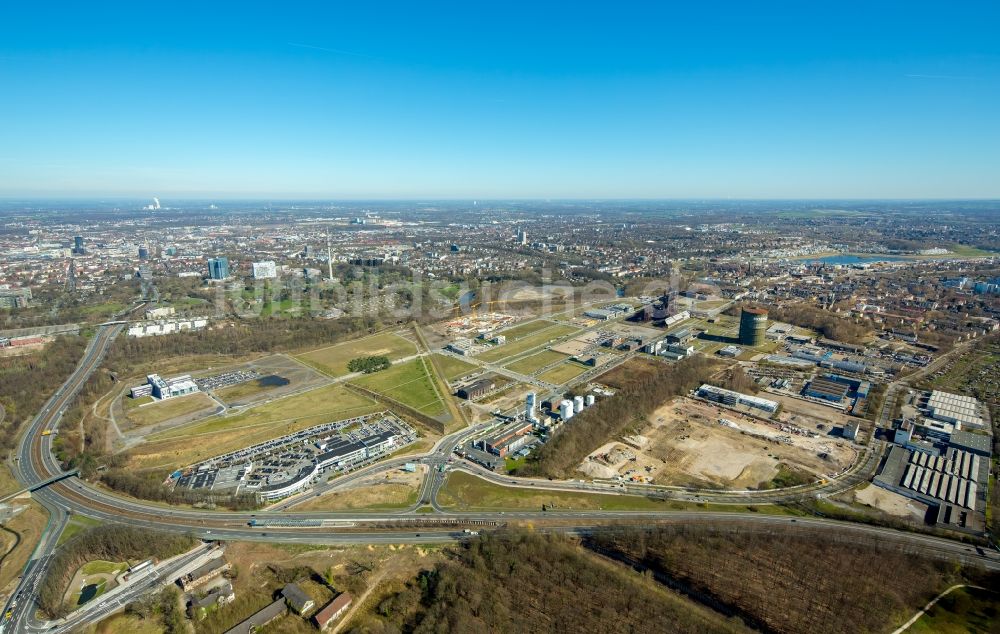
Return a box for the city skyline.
[1,2,998,198]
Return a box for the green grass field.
[297,332,418,376]
[505,350,568,375]
[908,587,999,634]
[536,361,589,385]
[438,472,804,516]
[80,560,128,576]
[355,358,446,416]
[430,353,480,381]
[124,392,217,427]
[123,395,154,410]
[438,471,678,511]
[131,384,380,470]
[478,324,579,363]
[57,514,103,546]
[496,319,558,340]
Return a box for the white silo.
[526,392,537,419]
[574,395,585,412]
[585,394,595,407]
[559,399,574,420]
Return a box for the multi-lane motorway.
[2,323,997,632]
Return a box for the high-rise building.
[738,306,768,346]
[73,235,85,255]
[207,257,230,280]
[517,228,527,245]
[138,246,149,260]
[252,261,278,279]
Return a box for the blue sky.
[1,2,998,199]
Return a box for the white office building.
[252,261,278,279]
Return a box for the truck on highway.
[41,430,57,436]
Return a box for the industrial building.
[738,306,768,346]
[456,377,497,400]
[252,260,278,279]
[525,392,539,424]
[130,373,199,400]
[478,421,534,457]
[874,442,988,532]
[803,376,850,403]
[696,384,778,414]
[666,328,694,344]
[925,390,985,430]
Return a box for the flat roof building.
[950,430,992,457]
[803,376,850,403]
[697,384,778,414]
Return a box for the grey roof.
[282,582,313,610]
[874,445,909,488]
[950,430,992,455]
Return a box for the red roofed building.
[313,593,353,630]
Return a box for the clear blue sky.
[1,2,998,199]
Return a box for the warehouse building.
[803,376,850,403]
[873,442,988,532]
[949,430,992,457]
[666,328,694,344]
[456,377,497,401]
[925,390,986,430]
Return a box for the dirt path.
[890,584,986,634]
[331,569,387,634]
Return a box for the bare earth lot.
[579,396,856,489]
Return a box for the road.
[1,322,997,633]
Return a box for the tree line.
[518,355,721,479]
[585,524,996,634]
[38,524,196,618]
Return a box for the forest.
[586,524,997,634]
[762,305,871,344]
[518,355,720,478]
[38,524,197,618]
[0,335,87,455]
[347,532,749,634]
[103,314,388,375]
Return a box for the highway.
[2,322,998,633]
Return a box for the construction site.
[578,396,858,489]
